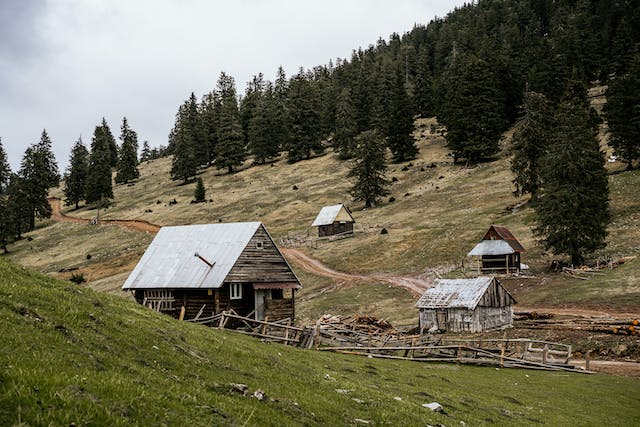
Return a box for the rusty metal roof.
[311,204,354,226]
[467,240,515,257]
[415,276,496,309]
[484,225,526,252]
[122,222,263,290]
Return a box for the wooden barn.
[122,222,301,323]
[311,204,355,237]
[467,225,525,274]
[416,276,516,333]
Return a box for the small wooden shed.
[467,225,525,274]
[416,276,516,333]
[122,222,301,323]
[311,204,355,237]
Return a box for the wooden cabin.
[311,204,355,237]
[467,225,525,274]
[122,222,301,323]
[416,276,516,333]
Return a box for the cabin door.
[436,310,447,329]
[254,290,266,320]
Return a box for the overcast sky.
[0,0,463,171]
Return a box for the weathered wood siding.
[481,253,520,273]
[419,306,513,333]
[318,221,354,237]
[477,279,516,307]
[226,225,299,284]
[264,298,295,320]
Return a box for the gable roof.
[122,222,287,290]
[415,276,498,309]
[483,225,525,252]
[311,204,354,226]
[467,239,515,257]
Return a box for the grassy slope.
[1,258,639,426]
[13,117,640,320]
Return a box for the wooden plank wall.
[226,226,299,284]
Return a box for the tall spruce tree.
[85,124,114,206]
[4,173,31,239]
[101,118,119,168]
[115,117,140,184]
[169,102,199,183]
[604,51,640,170]
[248,88,280,164]
[140,140,151,162]
[63,137,89,209]
[533,92,609,265]
[511,91,554,201]
[437,54,507,163]
[287,69,323,162]
[272,66,292,153]
[194,177,206,203]
[349,130,390,208]
[333,88,358,160]
[387,64,418,162]
[215,72,246,173]
[0,195,10,253]
[0,137,10,193]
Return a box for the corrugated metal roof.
[122,222,262,290]
[484,225,526,252]
[311,204,354,226]
[467,240,515,256]
[415,276,495,309]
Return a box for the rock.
[252,389,267,401]
[394,396,402,401]
[422,402,444,412]
[335,389,350,394]
[353,419,372,425]
[324,374,332,380]
[352,398,365,404]
[230,383,249,395]
[380,228,388,235]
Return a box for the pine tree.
[169,101,199,183]
[272,66,292,153]
[194,177,206,203]
[85,124,114,206]
[387,64,418,162]
[348,130,391,208]
[140,140,151,162]
[248,88,280,164]
[533,93,609,266]
[115,117,140,184]
[0,195,10,253]
[412,47,434,118]
[18,130,60,230]
[511,91,554,201]
[333,88,358,160]
[240,73,265,146]
[215,72,246,173]
[604,51,640,170]
[287,69,323,162]
[4,173,31,239]
[63,137,89,209]
[0,137,10,194]
[101,118,118,168]
[201,91,220,167]
[437,54,507,164]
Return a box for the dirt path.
[282,247,444,296]
[49,197,161,233]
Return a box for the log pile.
[515,312,639,335]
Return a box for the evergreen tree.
[412,47,434,118]
[272,66,292,153]
[348,130,390,208]
[0,195,9,253]
[511,91,554,201]
[18,130,60,230]
[140,140,151,162]
[604,51,640,170]
[85,124,114,206]
[0,137,10,193]
[214,72,246,173]
[101,118,119,168]
[248,87,280,164]
[287,69,323,162]
[169,102,199,183]
[437,54,507,164]
[533,93,609,265]
[201,91,220,167]
[63,137,89,209]
[194,177,206,203]
[387,64,418,162]
[115,117,140,184]
[333,88,358,160]
[2,174,30,242]
[240,73,265,146]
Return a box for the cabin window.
[256,241,264,249]
[271,289,283,300]
[230,283,243,300]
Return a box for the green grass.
[1,258,639,425]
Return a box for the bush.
[70,272,86,284]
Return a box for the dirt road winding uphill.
[282,247,442,296]
[48,197,161,233]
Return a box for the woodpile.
[611,319,639,336]
[515,312,639,335]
